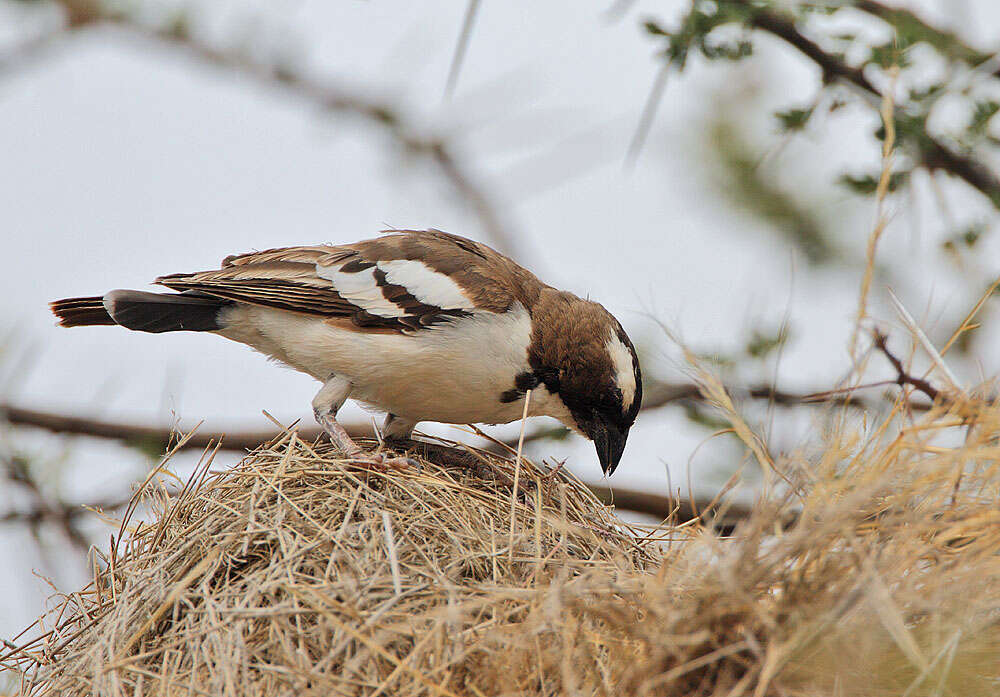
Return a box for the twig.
[852,65,898,357]
[887,289,966,396]
[443,0,482,99]
[508,389,531,561]
[625,62,670,167]
[382,512,402,596]
[872,330,941,403]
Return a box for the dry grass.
[3,391,1000,696]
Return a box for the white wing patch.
[316,265,406,318]
[376,260,476,310]
[606,333,637,411]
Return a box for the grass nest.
[5,391,1000,696]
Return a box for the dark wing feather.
[158,259,357,318]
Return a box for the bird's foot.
[316,410,417,470]
[345,451,418,471]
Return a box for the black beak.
[594,422,629,475]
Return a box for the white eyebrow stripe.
[316,265,407,318]
[606,333,637,410]
[376,260,477,311]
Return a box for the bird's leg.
[381,413,473,467]
[312,376,414,470]
[379,415,531,497]
[382,413,417,443]
[381,414,515,483]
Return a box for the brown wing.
[157,252,357,317]
[156,230,544,332]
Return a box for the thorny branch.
[872,330,942,403]
[693,0,1000,208]
[647,0,1000,209]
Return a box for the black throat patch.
[499,371,541,403]
[498,368,561,403]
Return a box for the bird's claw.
[345,451,418,471]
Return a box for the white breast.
[217,302,567,427]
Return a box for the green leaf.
[839,171,910,196]
[969,100,1000,137]
[869,42,910,69]
[942,223,986,252]
[775,107,814,132]
[745,327,790,359]
[644,20,668,36]
[860,4,991,66]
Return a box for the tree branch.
[0,450,108,550]
[0,408,749,525]
[852,1,995,71]
[0,378,886,459]
[733,0,1000,208]
[0,386,851,527]
[0,402,360,452]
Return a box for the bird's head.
[527,291,642,475]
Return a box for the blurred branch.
[443,0,482,99]
[0,380,881,532]
[0,403,748,525]
[641,378,908,411]
[0,500,125,533]
[115,17,519,254]
[648,0,1000,208]
[0,377,917,455]
[0,435,752,530]
[734,0,1000,208]
[4,1,518,259]
[587,484,761,533]
[851,1,994,70]
[0,402,367,452]
[5,360,919,530]
[0,449,112,550]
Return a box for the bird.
[49,229,642,474]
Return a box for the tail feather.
[49,296,116,327]
[50,291,229,333]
